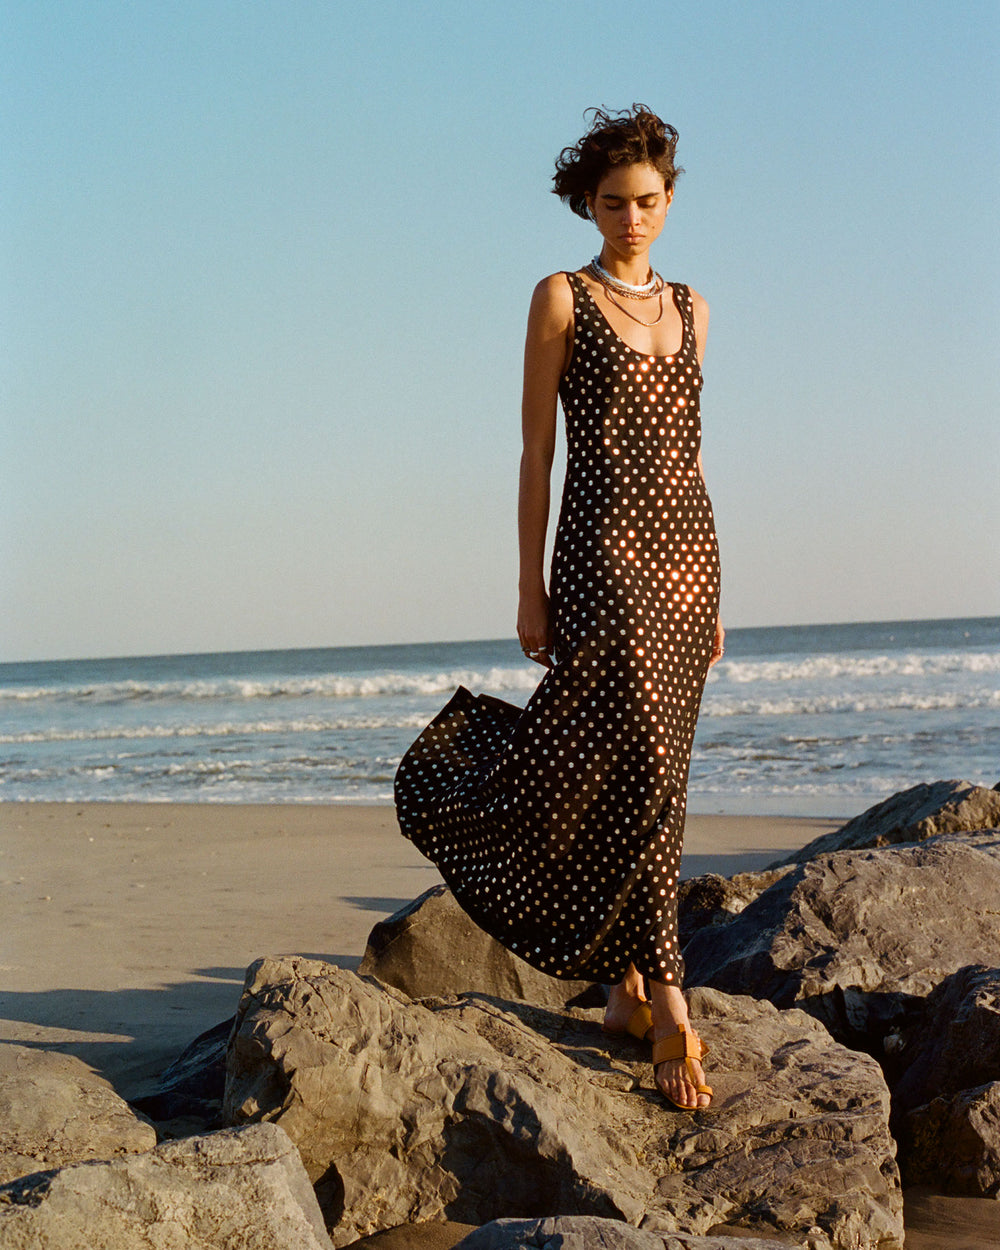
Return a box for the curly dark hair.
[552,105,683,220]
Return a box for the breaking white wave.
[0,665,541,706]
[708,650,1000,686]
[0,713,436,746]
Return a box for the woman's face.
[585,162,672,261]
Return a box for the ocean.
[1,616,997,815]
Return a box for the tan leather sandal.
[602,1000,654,1043]
[652,1024,713,1109]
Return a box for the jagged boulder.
[889,964,1000,1117]
[677,869,793,947]
[455,1215,799,1250]
[903,1081,1000,1198]
[682,831,1000,1046]
[0,1122,332,1250]
[359,884,603,1008]
[884,964,1000,1196]
[771,780,1000,866]
[132,1016,233,1133]
[678,785,1000,960]
[0,1043,156,1185]
[223,956,902,1250]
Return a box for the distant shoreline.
[4,611,997,667]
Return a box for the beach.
[2,801,998,1248]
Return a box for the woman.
[395,105,723,1111]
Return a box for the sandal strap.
[625,1002,654,1042]
[651,1025,707,1066]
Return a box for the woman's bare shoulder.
[685,285,710,321]
[528,272,575,329]
[531,271,574,304]
[684,285,710,360]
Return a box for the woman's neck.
[597,247,654,286]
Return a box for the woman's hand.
[517,588,554,669]
[709,617,725,668]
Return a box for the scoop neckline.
[572,271,689,361]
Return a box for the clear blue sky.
[3,0,998,661]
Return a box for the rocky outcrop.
[223,957,902,1250]
[675,783,1000,941]
[770,779,1000,866]
[682,831,1000,1046]
[454,1216,799,1250]
[0,1043,156,1185]
[132,1016,233,1133]
[0,1122,332,1250]
[889,964,1000,1117]
[677,869,793,947]
[359,884,603,1008]
[884,964,1000,1196]
[902,1081,1000,1197]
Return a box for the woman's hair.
[552,105,682,220]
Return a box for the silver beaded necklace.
[585,257,668,328]
[586,255,663,299]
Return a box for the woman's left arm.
[691,287,725,666]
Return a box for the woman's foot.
[648,982,712,1109]
[603,964,652,1038]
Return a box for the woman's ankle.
[648,981,689,1035]
[615,963,646,1001]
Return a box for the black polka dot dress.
[394,273,720,987]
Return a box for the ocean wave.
[4,686,998,745]
[5,648,997,706]
[0,713,437,746]
[709,650,1000,685]
[700,688,1000,718]
[0,665,541,706]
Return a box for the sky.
[3,0,999,662]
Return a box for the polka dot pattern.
[395,274,720,986]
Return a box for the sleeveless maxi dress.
[394,273,720,986]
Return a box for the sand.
[1,802,996,1247]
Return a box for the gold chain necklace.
[602,283,666,327]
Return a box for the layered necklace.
[585,255,668,327]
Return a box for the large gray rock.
[0,1122,332,1250]
[677,869,793,948]
[771,780,1000,866]
[0,1043,156,1185]
[902,1081,1000,1197]
[223,956,902,1250]
[359,884,603,1008]
[889,964,1000,1118]
[454,1215,799,1250]
[884,964,1000,1195]
[679,785,1000,954]
[682,831,1000,1045]
[131,1015,233,1132]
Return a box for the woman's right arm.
[517,274,574,668]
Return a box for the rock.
[0,1122,332,1249]
[224,956,902,1250]
[0,1043,156,1185]
[131,1015,233,1132]
[359,884,604,1009]
[771,780,1000,867]
[682,832,1000,1047]
[889,964,1000,1118]
[677,869,793,947]
[454,1215,799,1250]
[883,964,1000,1195]
[902,1081,1000,1197]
